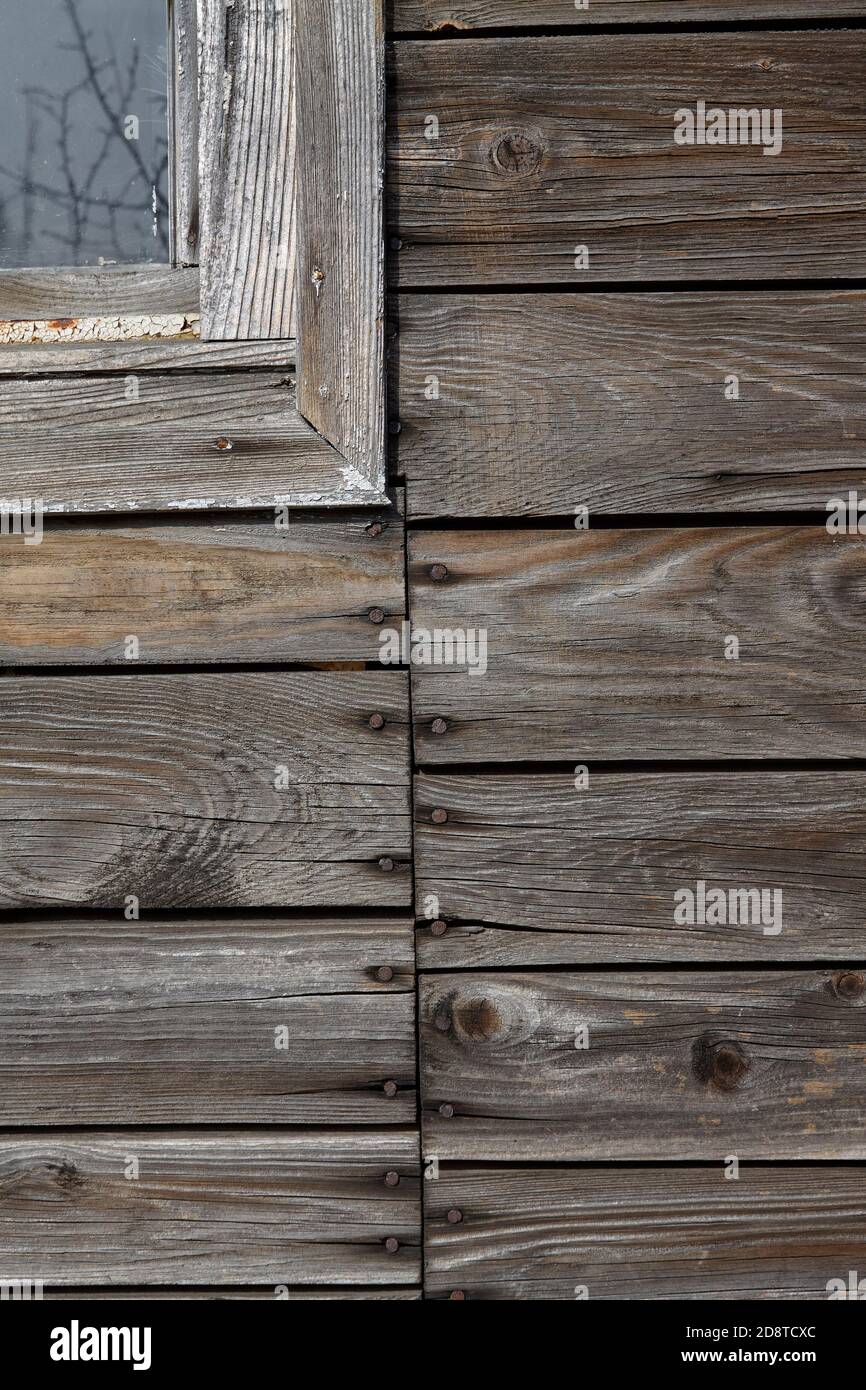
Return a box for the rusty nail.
[215,436,234,451]
[390,237,403,251]
[439,1102,454,1118]
[311,265,325,291]
[369,712,385,729]
[383,1079,398,1097]
[384,1236,400,1254]
[384,1171,400,1187]
[376,965,395,983]
[379,856,395,872]
[389,420,402,436]
[366,520,383,536]
[431,717,448,735]
[429,563,448,582]
[449,1290,466,1300]
[430,919,447,937]
[368,606,385,624]
[432,808,448,825]
[446,1208,463,1225]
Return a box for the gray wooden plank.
[394,291,866,516]
[410,527,866,763]
[198,0,297,339]
[48,1288,422,1299]
[0,266,199,320]
[0,672,411,909]
[421,969,866,1159]
[0,1132,420,1285]
[0,339,292,374]
[295,0,385,490]
[172,0,200,266]
[392,0,866,28]
[389,34,866,283]
[415,772,866,963]
[425,1166,866,1301]
[0,916,414,1125]
[0,370,372,512]
[0,505,403,665]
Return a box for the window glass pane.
[0,0,169,268]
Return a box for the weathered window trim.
[0,0,386,511]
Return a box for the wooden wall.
[391,8,866,1299]
[1,4,864,1301]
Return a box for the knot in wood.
[489,128,544,178]
[832,970,865,1001]
[692,1035,750,1092]
[452,993,504,1043]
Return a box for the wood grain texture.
[0,1132,420,1285]
[0,506,404,665]
[425,1166,866,1300]
[48,1288,421,1299]
[415,772,866,963]
[394,291,866,516]
[0,339,291,374]
[421,969,866,1159]
[0,371,374,512]
[295,0,385,491]
[198,0,297,339]
[410,527,866,762]
[391,0,866,29]
[0,267,199,320]
[0,916,414,1125]
[389,34,866,283]
[172,0,201,266]
[0,672,410,909]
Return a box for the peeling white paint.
[0,315,201,345]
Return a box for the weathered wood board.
[0,267,200,321]
[0,916,415,1125]
[0,507,403,665]
[425,1165,866,1300]
[0,371,373,513]
[47,1288,422,1299]
[421,970,866,1159]
[415,772,866,963]
[0,1132,420,1285]
[391,1,866,28]
[198,0,298,339]
[410,527,866,762]
[0,673,411,909]
[295,0,386,488]
[389,34,866,283]
[394,291,866,515]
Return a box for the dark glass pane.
[0,0,169,268]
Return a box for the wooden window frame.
[0,0,386,511]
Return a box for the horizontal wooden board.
[389,34,866,283]
[0,507,403,665]
[0,672,411,909]
[0,266,200,320]
[392,1,866,28]
[410,527,866,762]
[0,372,373,513]
[421,969,866,1159]
[415,772,866,963]
[0,1132,420,1285]
[394,291,866,516]
[0,340,292,374]
[425,1166,866,1300]
[47,1287,421,1299]
[0,917,414,1125]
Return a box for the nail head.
[432,808,448,825]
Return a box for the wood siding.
[421,970,866,1160]
[394,292,866,516]
[393,2,866,27]
[389,33,866,283]
[0,672,410,909]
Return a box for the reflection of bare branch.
[2,0,169,264]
